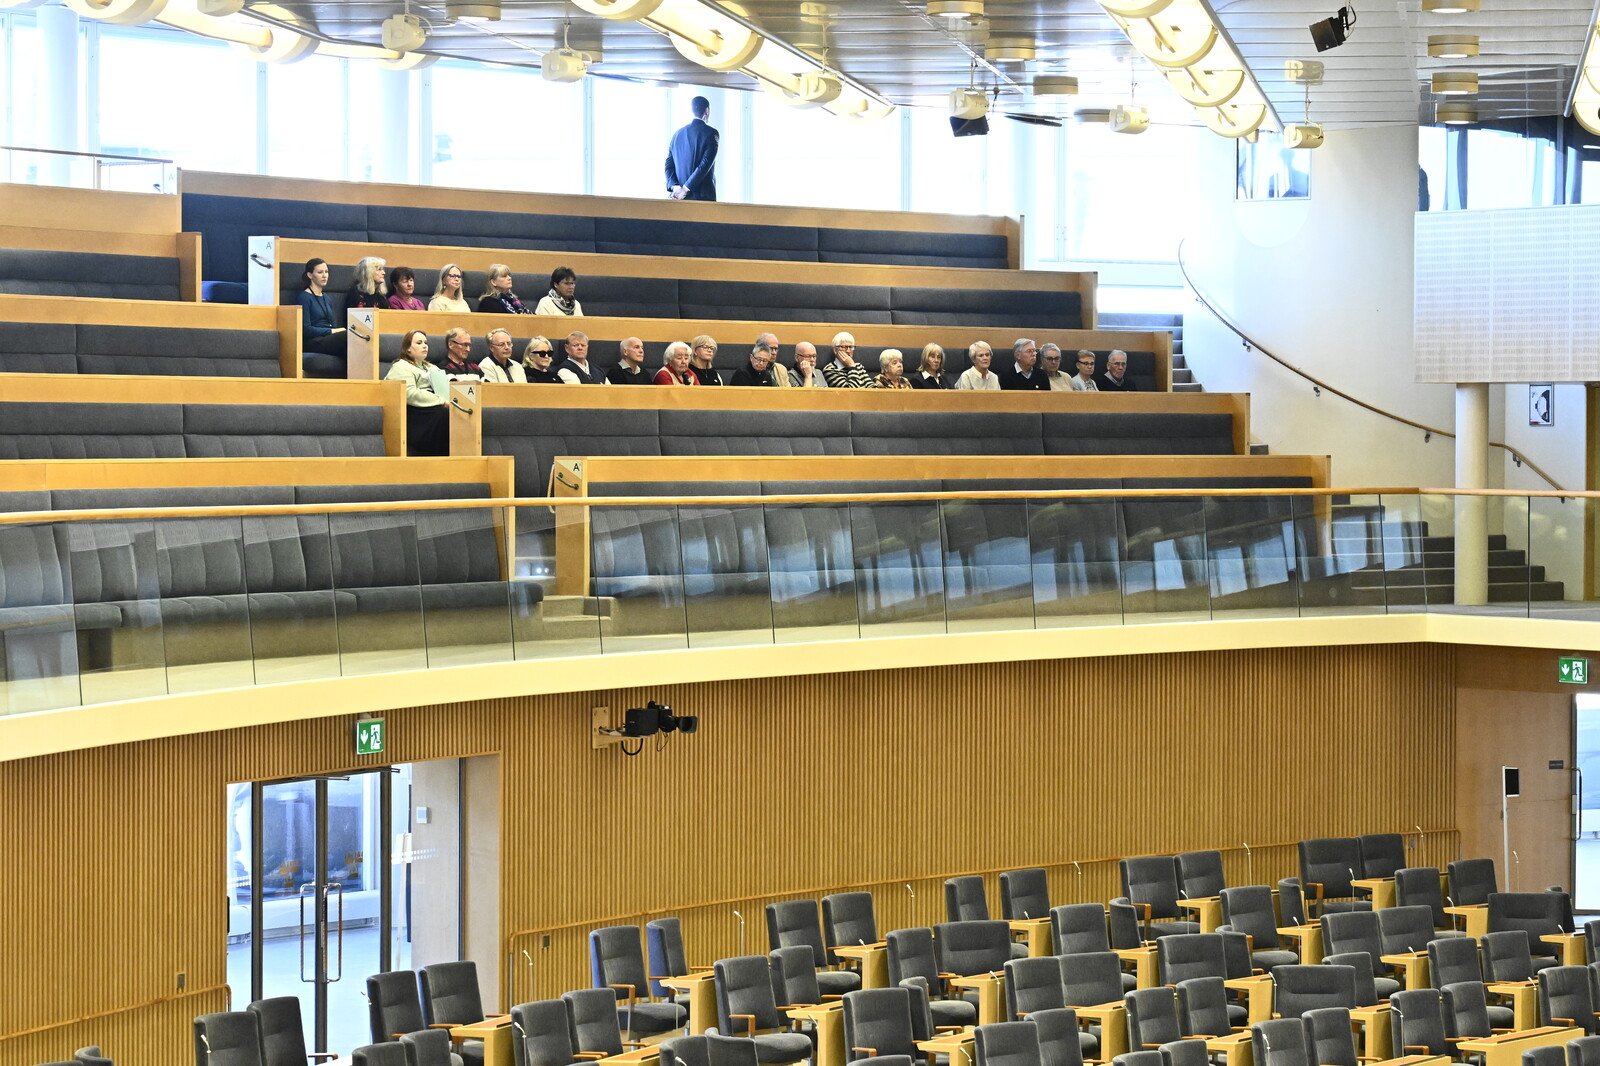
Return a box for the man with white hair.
[607,336,651,384]
[822,331,871,388]
[478,328,526,383]
[955,341,1000,390]
[1000,337,1049,391]
[1096,349,1136,392]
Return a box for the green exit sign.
[355,718,386,756]
[1560,657,1590,685]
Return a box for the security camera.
[541,48,591,83]
[382,12,427,53]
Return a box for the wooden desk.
[595,1048,664,1066]
[1073,1003,1128,1064]
[1350,1005,1392,1062]
[784,1003,844,1066]
[1444,905,1488,938]
[452,1018,514,1066]
[1486,981,1539,1032]
[1353,878,1397,910]
[1225,975,1274,1025]
[1010,918,1055,957]
[1541,933,1588,966]
[948,972,1007,1025]
[1115,946,1159,989]
[918,1034,977,1066]
[1370,1057,1448,1066]
[1456,1025,1582,1066]
[1277,925,1322,965]
[1206,1032,1252,1066]
[1380,951,1431,990]
[659,972,717,1035]
[832,943,889,989]
[1177,897,1223,933]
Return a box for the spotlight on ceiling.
[1033,75,1080,96]
[381,12,426,53]
[1422,0,1479,13]
[1285,122,1325,148]
[927,0,983,16]
[1432,71,1479,95]
[1428,33,1480,58]
[542,46,591,81]
[1309,6,1354,52]
[985,35,1036,61]
[1111,104,1150,134]
[1436,102,1478,124]
[446,0,499,20]
[949,87,989,120]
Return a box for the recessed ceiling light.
[1422,0,1479,13]
[927,1,983,16]
[1033,75,1080,96]
[1432,71,1479,94]
[446,0,500,19]
[1437,102,1477,123]
[1428,34,1480,57]
[1074,107,1113,123]
[985,35,1036,61]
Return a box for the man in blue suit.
[665,96,719,202]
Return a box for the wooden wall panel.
[0,643,1456,1064]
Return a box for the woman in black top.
[344,256,388,313]
[908,343,953,389]
[521,337,564,383]
[478,263,529,314]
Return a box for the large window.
[592,76,671,200]
[1419,117,1579,212]
[1063,122,1204,263]
[98,27,256,173]
[429,61,585,194]
[750,90,902,211]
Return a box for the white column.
[37,4,81,186]
[1455,382,1490,606]
[376,68,412,183]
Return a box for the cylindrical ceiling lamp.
[1427,34,1480,57]
[382,51,439,70]
[1422,0,1480,13]
[1431,71,1479,94]
[1073,107,1112,123]
[447,0,501,21]
[63,0,168,24]
[984,36,1035,61]
[243,25,318,62]
[569,0,662,18]
[1436,102,1477,124]
[1033,75,1080,96]
[1201,100,1268,138]
[927,0,983,16]
[1115,4,1218,69]
[671,25,761,71]
[1100,0,1173,18]
[1164,62,1244,106]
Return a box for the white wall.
[1502,383,1588,598]
[1181,125,1458,488]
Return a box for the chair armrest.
[575,1054,607,1060]
[939,973,962,981]
[1403,1045,1433,1053]
[309,1056,340,1064]
[1555,1017,1577,1025]
[732,1014,758,1037]
[611,983,639,1006]
[936,1027,965,1034]
[623,1041,649,1049]
[854,1047,879,1058]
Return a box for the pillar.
[1455,382,1490,606]
[37,4,81,186]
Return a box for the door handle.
[325,881,344,983]
[1576,768,1585,841]
[298,883,318,984]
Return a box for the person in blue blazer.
[665,96,719,202]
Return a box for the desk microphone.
[733,910,745,956]
[1413,825,1423,851]
[1260,1027,1274,1066]
[1242,842,1252,884]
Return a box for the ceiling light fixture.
[1033,75,1080,96]
[1436,101,1477,123]
[1432,71,1478,94]
[984,36,1036,62]
[1427,33,1480,58]
[1421,0,1479,13]
[927,0,983,16]
[446,0,500,21]
[62,0,168,24]
[1568,27,1600,134]
[949,87,989,120]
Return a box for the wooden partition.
[549,453,1332,596]
[0,455,512,497]
[0,293,302,377]
[0,182,201,301]
[357,309,1172,388]
[257,235,1096,326]
[449,381,1247,458]
[0,373,409,457]
[184,169,1024,268]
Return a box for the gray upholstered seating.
[1303,1007,1359,1066]
[843,988,921,1063]
[1277,879,1308,927]
[1379,905,1446,955]
[885,928,977,1030]
[974,1020,1044,1066]
[659,1035,712,1066]
[1441,981,1503,1041]
[1538,965,1600,1033]
[770,945,827,1008]
[1060,952,1128,1059]
[589,926,688,1036]
[0,321,282,377]
[401,1028,459,1066]
[353,1045,411,1066]
[823,892,879,965]
[0,247,181,300]
[1111,1053,1164,1066]
[1568,1035,1600,1066]
[1175,852,1225,901]
[1482,930,1537,982]
[1124,987,1184,1051]
[1157,1039,1207,1066]
[1249,1018,1312,1066]
[1120,857,1200,938]
[1218,886,1297,971]
[1358,834,1408,879]
[1001,869,1053,923]
[194,1010,265,1066]
[74,1047,114,1066]
[1027,1008,1085,1066]
[1005,957,1069,1020]
[368,971,427,1043]
[1396,866,1459,933]
[1449,859,1498,907]
[1297,838,1369,915]
[248,996,336,1066]
[945,876,990,922]
[564,988,633,1057]
[1320,952,1383,1007]
[647,917,692,1001]
[766,899,862,997]
[1387,989,1449,1058]
[511,999,586,1066]
[1158,935,1245,1026]
[705,1033,761,1066]
[935,920,1014,977]
[1525,1048,1569,1066]
[1323,912,1402,998]
[1174,977,1235,1038]
[1429,937,1513,1027]
[1490,893,1571,969]
[712,956,812,1064]
[1271,965,1358,1018]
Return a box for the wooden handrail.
[0,984,226,1041]
[1175,239,1565,491]
[0,484,1592,527]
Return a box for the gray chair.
[947,876,991,922]
[712,956,812,1064]
[510,1000,586,1066]
[1297,839,1369,916]
[1276,880,1307,928]
[1219,931,1255,981]
[1157,1041,1207,1066]
[1359,834,1408,880]
[353,1046,410,1066]
[899,979,943,1042]
[1482,930,1538,982]
[369,971,427,1044]
[1053,904,1136,992]
[247,997,336,1066]
[705,1034,761,1066]
[975,1021,1044,1066]
[1490,893,1570,969]
[1323,912,1401,998]
[648,918,692,1000]
[589,926,688,1036]
[1567,1035,1600,1066]
[1112,1054,1164,1066]
[1176,852,1225,901]
[1387,989,1449,1058]
[74,1049,114,1066]
[1441,980,1503,1040]
[823,892,879,965]
[1123,987,1183,1052]
[565,988,629,1056]
[1029,1008,1085,1066]
[1061,953,1126,1060]
[853,1059,915,1066]
[1449,859,1499,907]
[842,987,920,1062]
[1250,1018,1312,1066]
[401,1030,457,1066]
[1158,935,1244,1027]
[420,962,488,1065]
[1271,965,1358,1018]
[1430,938,1514,1027]
[1538,965,1600,1033]
[767,900,862,996]
[1119,857,1200,938]
[194,1011,265,1066]
[771,945,831,1012]
[1174,976,1234,1038]
[660,1036,711,1066]
[885,928,977,1029]
[1378,905,1443,955]
[1526,1049,1569,1066]
[1001,869,1053,921]
[1302,1007,1359,1066]
[1395,867,1457,933]
[1107,900,1145,951]
[1005,957,1068,1020]
[1218,887,1297,971]
[1320,953,1381,1007]
[935,921,1013,977]
[1587,923,1600,968]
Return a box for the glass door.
[1575,695,1600,912]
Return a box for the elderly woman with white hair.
[873,348,912,389]
[344,256,388,314]
[955,341,1001,390]
[822,331,872,388]
[654,341,699,386]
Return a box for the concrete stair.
[1330,513,1565,605]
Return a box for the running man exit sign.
[355,717,386,755]
[1559,657,1589,684]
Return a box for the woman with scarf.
[535,266,584,317]
[477,264,529,314]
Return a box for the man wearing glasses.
[822,332,872,388]
[440,327,480,381]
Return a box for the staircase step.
[1172,382,1204,393]
[1374,581,1566,605]
[1422,534,1507,552]
[1249,443,1270,455]
[1172,369,1194,383]
[1420,549,1528,567]
[1352,565,1550,588]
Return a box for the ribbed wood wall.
[0,643,1456,1065]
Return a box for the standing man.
[666,96,719,202]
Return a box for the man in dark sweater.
[556,330,606,384]
[1096,349,1137,391]
[607,337,652,384]
[999,337,1050,390]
